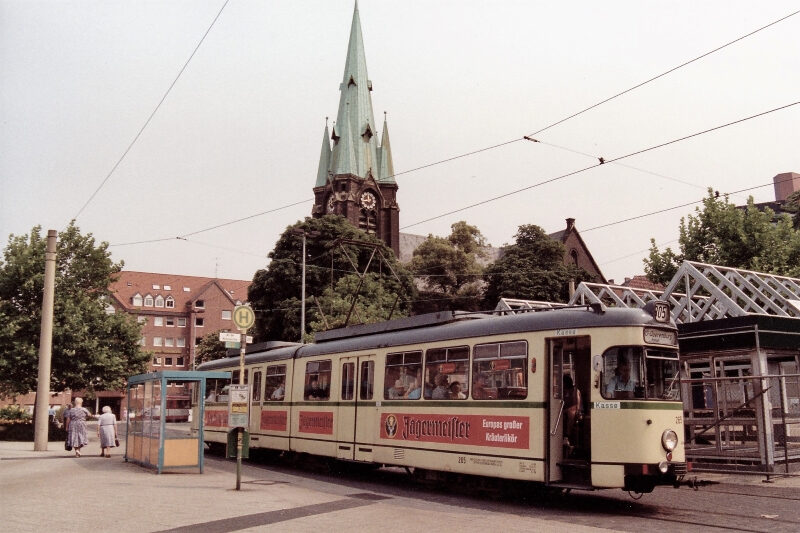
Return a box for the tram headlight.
[658,461,670,474]
[661,429,678,452]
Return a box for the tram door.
[336,356,376,461]
[548,336,591,483]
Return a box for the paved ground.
[2,432,798,533]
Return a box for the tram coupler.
[673,476,717,490]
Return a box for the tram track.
[211,453,799,532]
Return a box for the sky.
[2,0,799,286]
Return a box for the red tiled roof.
[109,271,251,312]
[620,275,664,291]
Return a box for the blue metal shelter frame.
[125,370,231,474]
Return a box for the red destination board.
[298,411,334,435]
[260,410,288,431]
[204,410,228,427]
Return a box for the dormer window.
[347,75,356,87]
[155,295,165,308]
[165,296,174,308]
[132,293,143,306]
[144,294,154,307]
[362,124,373,142]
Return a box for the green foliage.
[309,273,408,336]
[195,331,231,366]
[248,216,415,341]
[410,221,486,312]
[483,224,591,305]
[0,223,150,398]
[0,405,31,422]
[645,190,800,284]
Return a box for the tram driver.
[605,357,636,398]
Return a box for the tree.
[410,221,487,312]
[645,190,800,285]
[483,224,591,306]
[194,331,230,366]
[0,223,149,398]
[308,273,406,334]
[248,215,415,342]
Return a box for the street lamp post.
[292,229,319,343]
[300,231,306,343]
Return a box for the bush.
[0,420,66,441]
[0,405,31,422]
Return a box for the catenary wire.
[525,8,800,138]
[400,100,800,230]
[110,9,798,244]
[72,0,230,221]
[144,177,783,279]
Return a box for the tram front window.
[602,347,680,400]
[646,349,681,400]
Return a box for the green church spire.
[317,1,394,183]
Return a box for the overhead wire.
[400,100,800,230]
[108,8,798,246]
[72,0,231,221]
[525,8,800,138]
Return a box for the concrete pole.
[34,230,57,451]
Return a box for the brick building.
[104,271,251,416]
[108,271,251,370]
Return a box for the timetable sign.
[228,384,250,428]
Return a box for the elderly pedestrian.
[65,397,93,457]
[97,406,118,458]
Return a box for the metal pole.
[300,232,306,343]
[34,230,57,451]
[236,330,246,490]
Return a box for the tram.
[194,301,688,493]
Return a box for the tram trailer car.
[194,302,689,493]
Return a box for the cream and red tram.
[195,301,687,493]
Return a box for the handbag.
[65,441,72,451]
[114,438,120,447]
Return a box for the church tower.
[311,2,400,256]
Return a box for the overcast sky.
[2,0,799,286]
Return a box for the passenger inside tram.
[431,374,450,399]
[270,380,285,401]
[404,378,421,399]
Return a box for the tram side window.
[425,346,469,400]
[360,360,374,400]
[472,341,527,400]
[251,370,262,403]
[341,362,355,400]
[205,377,231,403]
[602,347,643,399]
[265,364,287,401]
[305,360,331,400]
[385,351,422,400]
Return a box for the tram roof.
[198,306,670,370]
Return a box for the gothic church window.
[359,209,377,234]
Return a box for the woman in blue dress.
[65,397,94,457]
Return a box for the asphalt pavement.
[1,429,798,533]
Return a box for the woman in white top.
[96,406,118,458]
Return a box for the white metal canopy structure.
[569,261,800,323]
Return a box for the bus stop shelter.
[125,370,231,473]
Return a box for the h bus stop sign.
[233,305,254,331]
